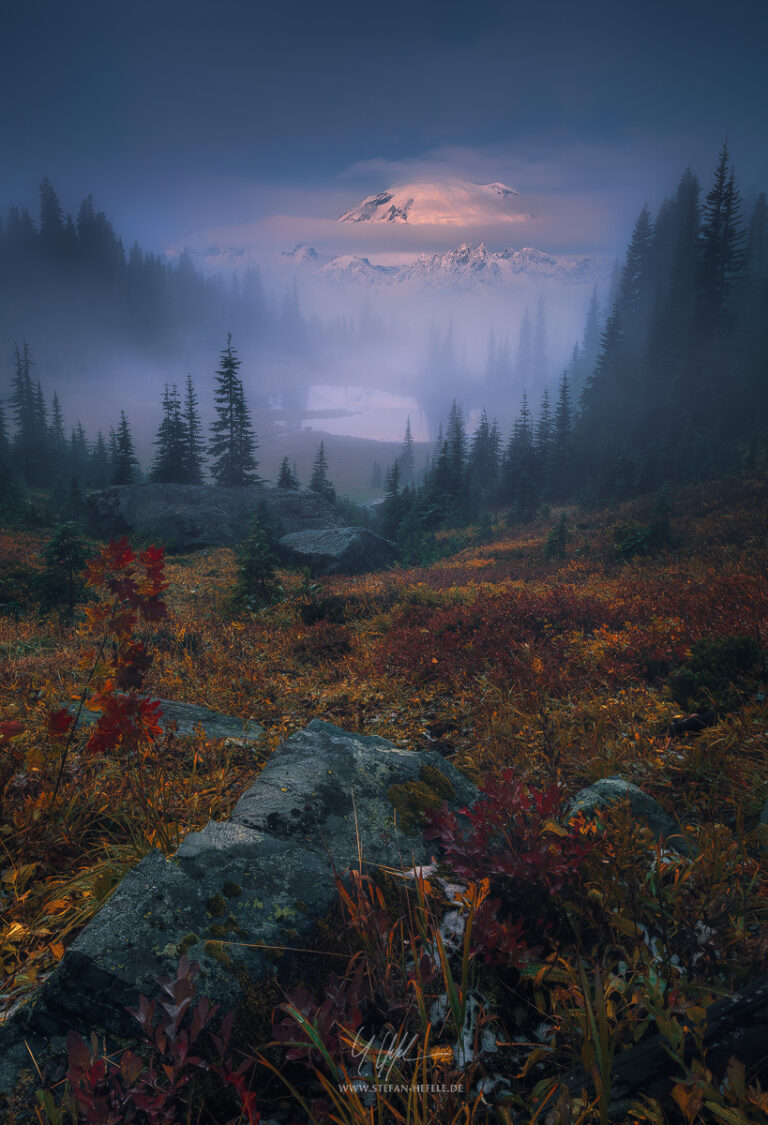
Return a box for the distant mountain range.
[281,241,600,288]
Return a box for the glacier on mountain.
[338,179,522,225]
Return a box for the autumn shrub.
[36,956,260,1125]
[424,774,594,964]
[668,634,765,712]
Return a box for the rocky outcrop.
[84,484,345,551]
[0,721,477,1098]
[70,698,265,747]
[278,526,397,575]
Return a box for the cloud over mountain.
[338,179,526,226]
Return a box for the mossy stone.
[388,763,456,833]
[206,892,227,917]
[203,940,231,966]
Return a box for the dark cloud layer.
[0,0,766,256]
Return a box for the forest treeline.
[1,144,766,545]
[377,142,768,556]
[0,177,324,381]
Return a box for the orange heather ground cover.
[1,477,767,1120]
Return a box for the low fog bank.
[0,180,612,461]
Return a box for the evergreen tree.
[150,383,187,483]
[182,373,206,484]
[208,334,259,486]
[89,431,111,489]
[9,342,35,480]
[233,506,281,609]
[112,410,138,484]
[695,141,746,443]
[380,460,403,539]
[309,441,335,502]
[446,400,467,482]
[513,469,540,524]
[399,416,416,485]
[38,523,89,614]
[49,391,67,459]
[533,294,548,386]
[579,286,601,387]
[370,461,383,490]
[697,141,745,332]
[467,409,500,505]
[515,308,534,387]
[500,391,536,505]
[277,455,299,489]
[551,372,574,498]
[644,168,701,448]
[535,388,553,492]
[39,178,66,259]
[70,421,90,484]
[618,205,655,341]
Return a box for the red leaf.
[47,708,74,741]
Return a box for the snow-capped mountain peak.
[338,179,522,225]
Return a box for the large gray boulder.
[0,721,477,1100]
[84,484,345,551]
[278,526,397,575]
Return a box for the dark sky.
[1,0,766,259]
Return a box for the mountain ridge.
[284,241,601,288]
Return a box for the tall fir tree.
[9,341,36,481]
[277,455,299,489]
[467,408,500,505]
[578,286,601,388]
[309,441,335,501]
[551,371,574,498]
[111,410,138,484]
[150,384,187,483]
[399,416,416,485]
[533,294,548,386]
[89,431,111,489]
[208,334,259,486]
[182,373,206,484]
[695,142,745,448]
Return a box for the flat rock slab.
[0,721,477,1100]
[278,526,397,575]
[71,698,265,746]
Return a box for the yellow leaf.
[542,820,570,838]
[3,922,28,943]
[44,899,71,914]
[50,943,66,962]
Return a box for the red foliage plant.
[58,957,260,1125]
[47,537,168,794]
[424,773,594,964]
